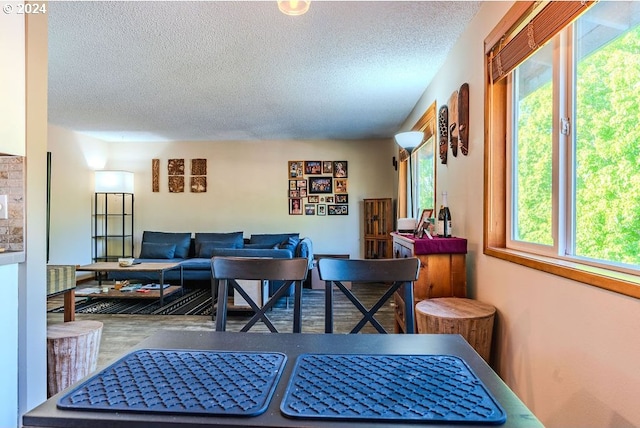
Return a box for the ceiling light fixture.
[277,0,310,16]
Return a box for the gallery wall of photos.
[288,161,348,216]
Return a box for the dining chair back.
[211,257,309,333]
[317,257,420,334]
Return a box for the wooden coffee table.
[76,262,183,306]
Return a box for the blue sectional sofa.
[109,231,313,296]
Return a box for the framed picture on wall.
[328,204,348,215]
[317,204,326,216]
[333,161,348,178]
[305,204,316,215]
[289,161,303,178]
[334,179,348,194]
[322,161,333,174]
[308,195,319,203]
[289,198,302,215]
[304,161,322,175]
[308,177,333,194]
[335,194,348,203]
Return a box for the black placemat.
[280,354,506,424]
[57,349,286,417]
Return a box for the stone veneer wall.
[0,156,25,251]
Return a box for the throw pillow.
[250,233,299,247]
[197,240,240,258]
[141,231,191,258]
[278,236,300,254]
[194,232,244,250]
[139,242,177,259]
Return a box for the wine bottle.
[437,192,452,237]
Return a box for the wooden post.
[416,298,496,363]
[46,320,103,398]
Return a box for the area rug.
[49,288,215,316]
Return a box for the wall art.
[334,179,347,194]
[308,177,333,194]
[152,159,160,192]
[328,205,348,215]
[190,176,206,193]
[289,198,302,215]
[168,176,184,193]
[304,161,322,175]
[287,160,350,216]
[458,82,470,155]
[289,161,304,178]
[333,161,348,178]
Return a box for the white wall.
[400,2,640,427]
[0,4,26,156]
[20,8,48,421]
[47,133,398,260]
[0,264,18,428]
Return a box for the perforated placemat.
[280,354,506,424]
[57,349,286,417]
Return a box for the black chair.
[211,257,309,333]
[317,257,420,334]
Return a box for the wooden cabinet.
[92,193,134,263]
[391,232,467,333]
[363,198,393,259]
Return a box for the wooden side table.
[391,233,467,333]
[415,297,496,363]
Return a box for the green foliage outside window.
[516,24,640,266]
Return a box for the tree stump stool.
[416,297,496,363]
[46,320,103,398]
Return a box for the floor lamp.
[395,131,424,219]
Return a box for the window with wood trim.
[484,1,640,298]
[398,102,437,219]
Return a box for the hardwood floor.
[47,283,397,370]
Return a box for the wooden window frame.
[483,1,640,299]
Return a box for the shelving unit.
[92,192,134,263]
[363,198,393,259]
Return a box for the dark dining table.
[23,331,543,428]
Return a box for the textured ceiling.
[47,1,482,143]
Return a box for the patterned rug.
[49,288,216,316]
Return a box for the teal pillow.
[250,233,299,247]
[139,242,176,259]
[197,240,240,258]
[141,231,191,258]
[194,232,244,250]
[278,236,300,254]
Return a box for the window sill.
[484,246,640,299]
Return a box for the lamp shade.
[95,170,134,193]
[277,0,310,16]
[394,131,424,152]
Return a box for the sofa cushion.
[195,232,244,250]
[179,258,211,270]
[141,231,191,259]
[249,233,299,247]
[244,243,278,249]
[209,248,294,259]
[197,240,241,258]
[139,242,177,259]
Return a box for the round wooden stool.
[416,298,496,362]
[46,320,103,397]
